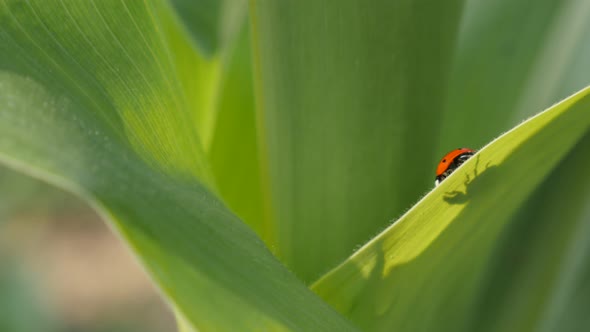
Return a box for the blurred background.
[0,166,175,332]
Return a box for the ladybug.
[435,148,475,186]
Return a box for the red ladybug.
[435,148,475,186]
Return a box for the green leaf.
[312,86,590,331]
[163,0,250,150]
[157,2,223,151]
[162,1,267,238]
[467,131,590,332]
[0,1,356,331]
[439,0,590,154]
[208,28,268,241]
[250,0,465,283]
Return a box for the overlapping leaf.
[2,0,590,331]
[439,0,590,154]
[250,0,465,283]
[312,87,590,331]
[0,1,356,330]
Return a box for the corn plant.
[1,0,589,331]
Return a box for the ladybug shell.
[435,148,475,185]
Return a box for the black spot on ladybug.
[443,159,446,162]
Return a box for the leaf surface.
[250,0,465,282]
[0,1,356,330]
[439,0,590,154]
[312,87,590,331]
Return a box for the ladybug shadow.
[329,156,500,329]
[443,154,500,205]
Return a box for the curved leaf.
[312,86,590,331]
[0,1,356,331]
[250,0,465,283]
[466,131,590,332]
[208,28,268,240]
[162,1,266,238]
[439,0,590,154]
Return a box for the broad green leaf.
[163,1,267,238]
[466,132,590,332]
[208,28,268,241]
[250,0,465,283]
[163,0,250,150]
[312,86,590,331]
[438,0,590,155]
[158,2,223,150]
[433,2,590,327]
[429,1,590,328]
[0,1,357,331]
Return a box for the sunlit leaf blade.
[163,0,250,150]
[163,1,267,237]
[157,2,223,150]
[438,0,590,155]
[250,0,465,283]
[312,86,590,331]
[467,132,590,332]
[208,28,268,241]
[0,1,357,330]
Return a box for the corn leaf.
[0,1,356,330]
[439,0,590,154]
[312,86,590,331]
[250,0,465,283]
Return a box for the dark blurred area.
[0,166,175,332]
